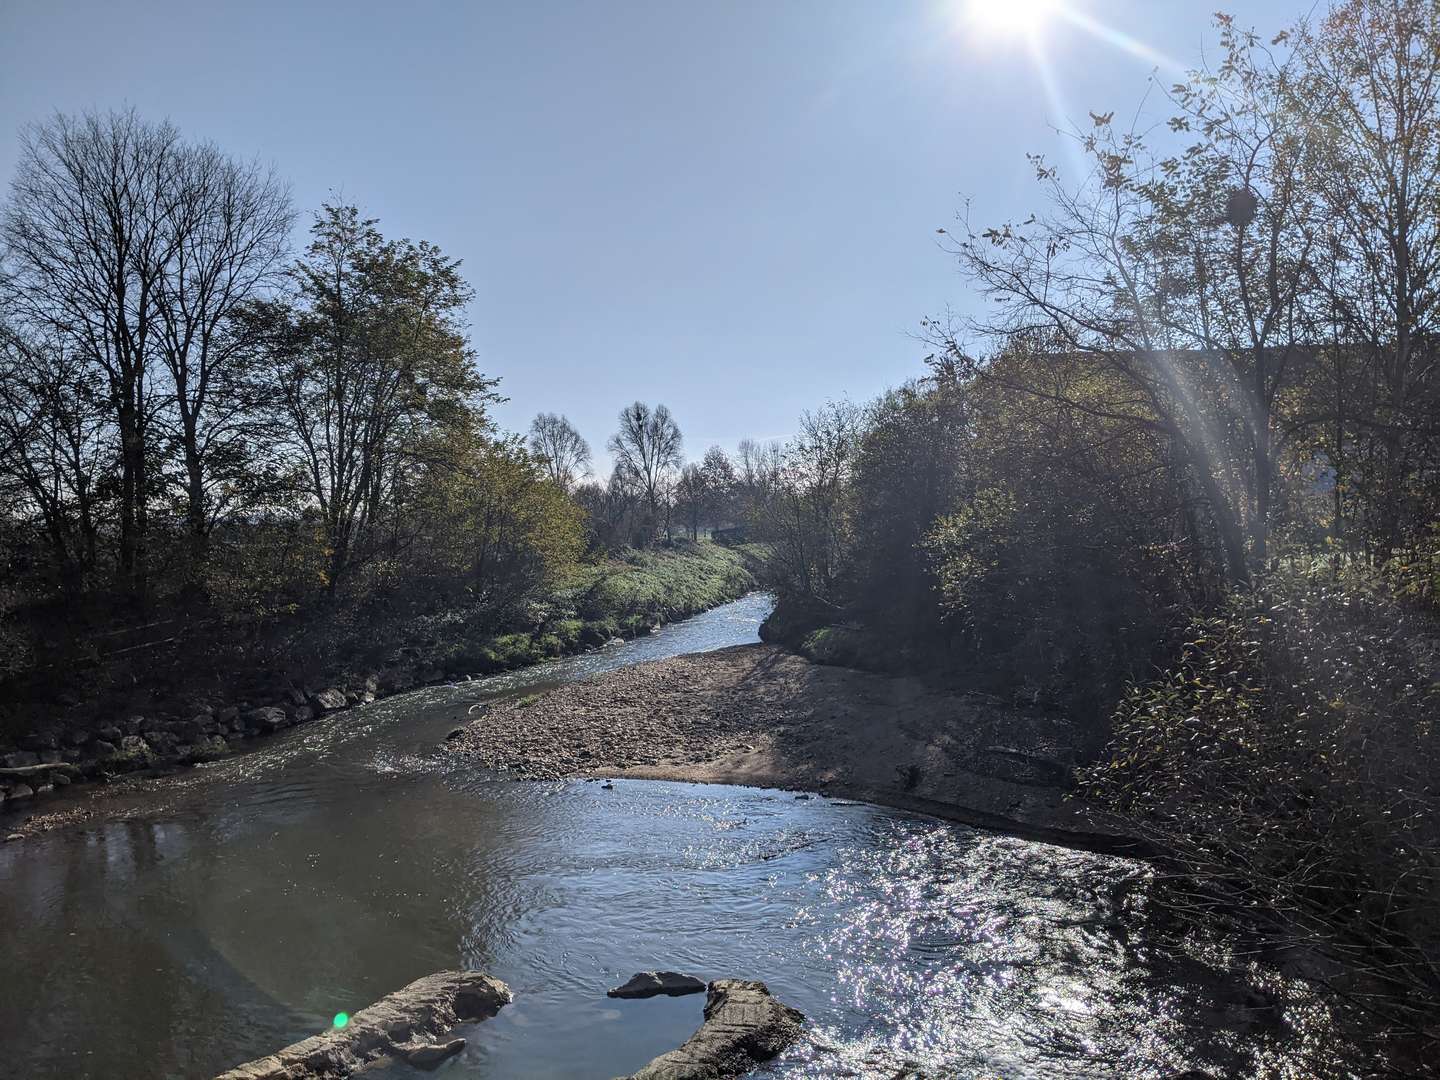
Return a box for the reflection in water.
[0,594,1337,1078]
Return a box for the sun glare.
[965,0,1062,37]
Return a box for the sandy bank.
[445,643,1142,856]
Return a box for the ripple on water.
[0,595,1353,1079]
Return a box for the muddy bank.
[446,643,1139,854]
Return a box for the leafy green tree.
[413,427,585,615]
[262,205,500,590]
[846,377,969,637]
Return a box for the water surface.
[0,594,1335,1078]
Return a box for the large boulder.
[311,688,347,712]
[214,970,510,1080]
[615,980,804,1080]
[181,735,229,764]
[246,707,289,732]
[608,972,707,999]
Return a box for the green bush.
[925,481,1179,712]
[800,625,871,667]
[550,619,584,649]
[1082,560,1440,1041]
[1384,526,1440,610]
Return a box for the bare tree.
[735,437,784,517]
[607,402,682,539]
[153,141,292,562]
[0,325,109,592]
[756,401,864,598]
[528,412,591,489]
[0,108,292,589]
[1,109,180,598]
[1289,0,1440,550]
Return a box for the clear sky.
[1,0,1306,476]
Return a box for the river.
[0,593,1340,1078]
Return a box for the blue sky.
[1,0,1304,475]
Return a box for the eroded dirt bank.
[446,643,1139,854]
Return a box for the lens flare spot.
[332,1012,350,1029]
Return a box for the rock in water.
[213,970,510,1079]
[614,979,804,1080]
[607,971,707,999]
[395,1037,467,1066]
[312,687,348,712]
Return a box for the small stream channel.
[0,594,1344,1078]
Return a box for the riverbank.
[445,642,1140,854]
[0,543,764,824]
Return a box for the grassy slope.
[407,540,767,677]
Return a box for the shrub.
[925,480,1180,713]
[1081,559,1440,1048]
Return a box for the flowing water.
[0,594,1339,1079]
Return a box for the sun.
[964,0,1063,37]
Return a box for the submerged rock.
[395,1037,466,1066]
[614,979,804,1080]
[607,971,707,999]
[214,969,510,1079]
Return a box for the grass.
[555,541,766,626]
[419,540,768,680]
